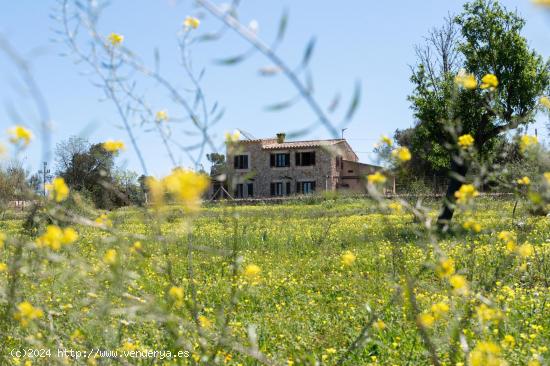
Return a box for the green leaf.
[214,48,255,66]
[275,9,289,45]
[305,70,314,94]
[301,37,316,68]
[328,93,341,113]
[264,95,300,111]
[214,53,247,65]
[197,33,222,42]
[343,81,362,122]
[154,48,160,74]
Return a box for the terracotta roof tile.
[261,139,345,150]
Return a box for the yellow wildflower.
[463,219,481,233]
[391,147,411,162]
[95,213,113,227]
[244,264,261,280]
[498,231,515,242]
[146,177,164,206]
[498,231,517,253]
[449,275,467,289]
[130,241,142,253]
[480,74,499,90]
[455,70,477,90]
[155,110,168,122]
[8,125,33,146]
[388,201,402,212]
[168,286,184,302]
[436,258,455,278]
[224,130,240,143]
[455,184,479,204]
[476,303,503,324]
[36,225,78,251]
[183,16,200,29]
[103,249,117,265]
[14,301,44,327]
[121,341,137,352]
[540,96,550,108]
[367,171,387,184]
[107,33,124,46]
[449,274,469,295]
[373,319,386,330]
[516,242,534,258]
[418,313,435,328]
[102,140,125,153]
[198,315,212,328]
[544,172,550,184]
[162,168,209,208]
[46,177,69,202]
[70,329,84,342]
[380,135,393,147]
[62,227,79,243]
[501,335,515,348]
[341,251,356,266]
[517,176,530,185]
[519,135,538,153]
[0,262,7,272]
[0,231,5,249]
[468,341,506,366]
[528,359,541,366]
[430,302,450,319]
[458,134,474,149]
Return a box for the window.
[270,182,291,196]
[270,182,284,196]
[235,184,244,198]
[270,153,290,168]
[296,151,315,166]
[297,181,316,194]
[336,155,343,170]
[234,155,248,169]
[247,183,254,197]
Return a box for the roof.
[343,160,382,170]
[261,139,346,150]
[233,137,359,161]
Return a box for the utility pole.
[38,161,50,196]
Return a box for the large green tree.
[55,137,140,209]
[409,0,549,226]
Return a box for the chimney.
[276,132,286,144]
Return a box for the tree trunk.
[437,158,468,229]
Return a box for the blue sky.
[1,0,549,176]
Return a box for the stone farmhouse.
[210,133,385,199]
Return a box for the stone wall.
[225,139,381,198]
[228,142,339,197]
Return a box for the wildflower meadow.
[1,0,550,365]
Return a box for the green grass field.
[1,197,549,365]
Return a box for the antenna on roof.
[237,129,256,140]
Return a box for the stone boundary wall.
[205,192,515,206]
